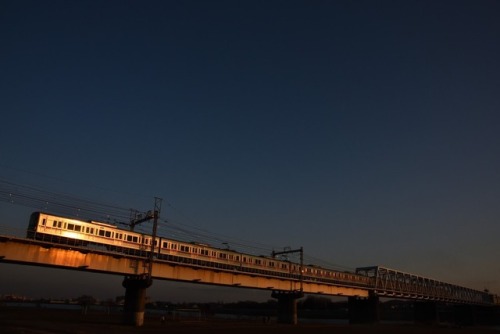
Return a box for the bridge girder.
[1,236,496,305]
[0,236,368,298]
[356,266,495,306]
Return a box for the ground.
[0,307,499,334]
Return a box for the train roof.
[34,211,118,229]
[89,220,118,228]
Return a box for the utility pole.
[122,197,162,327]
[147,197,162,281]
[127,197,162,280]
[272,247,304,292]
[271,247,305,325]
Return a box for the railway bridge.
[0,234,498,326]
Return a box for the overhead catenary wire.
[0,179,132,224]
[161,199,279,250]
[0,179,275,255]
[0,178,354,271]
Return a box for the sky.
[0,0,499,302]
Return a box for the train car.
[28,212,113,246]
[26,212,371,288]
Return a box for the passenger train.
[26,212,371,288]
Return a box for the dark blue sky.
[1,1,499,301]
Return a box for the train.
[26,211,371,288]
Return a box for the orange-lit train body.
[27,212,371,288]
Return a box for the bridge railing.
[356,266,494,305]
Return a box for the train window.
[255,259,261,265]
[41,219,46,226]
[269,261,275,267]
[162,241,168,248]
[90,228,94,234]
[235,256,240,261]
[153,240,158,246]
[180,245,190,252]
[242,257,247,263]
[171,243,177,250]
[192,247,198,254]
[219,253,227,259]
[132,236,138,243]
[200,249,209,256]
[116,233,122,240]
[75,225,81,232]
[211,251,217,257]
[67,224,74,230]
[99,230,105,237]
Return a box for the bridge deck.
[0,235,369,298]
[0,235,497,305]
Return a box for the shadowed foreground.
[0,307,498,334]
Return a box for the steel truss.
[356,266,495,305]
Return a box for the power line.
[0,178,355,271]
[0,179,132,224]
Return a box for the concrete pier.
[122,275,152,326]
[348,295,380,324]
[271,290,304,325]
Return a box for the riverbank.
[1,306,499,334]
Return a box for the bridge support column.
[453,304,476,327]
[348,295,380,324]
[271,290,304,325]
[414,301,438,325]
[122,275,152,326]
